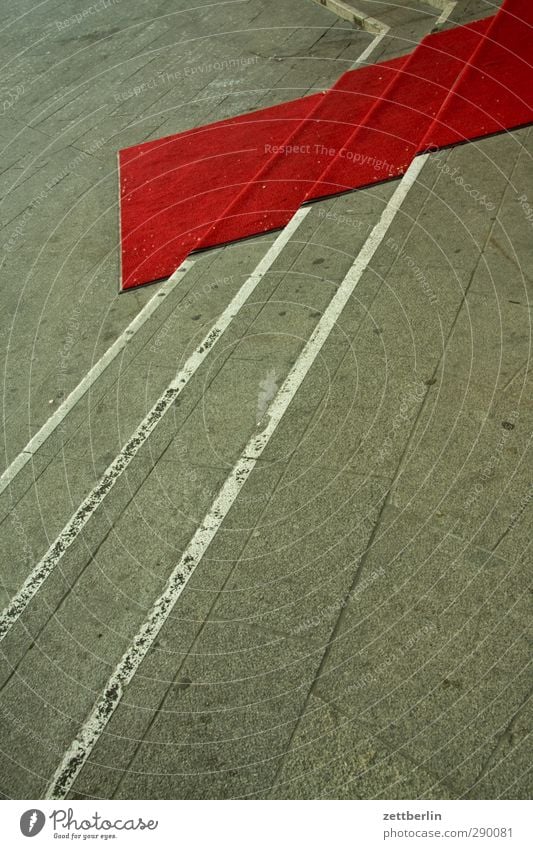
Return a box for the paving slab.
[269,694,453,799]
[308,508,531,797]
[1,0,370,483]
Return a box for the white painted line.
[0,11,384,504]
[46,153,429,800]
[425,0,454,14]
[351,28,389,67]
[435,2,456,27]
[0,207,311,645]
[0,260,196,497]
[0,3,384,646]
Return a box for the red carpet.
[119,0,533,291]
[199,56,406,251]
[422,0,533,149]
[306,18,489,200]
[119,93,323,289]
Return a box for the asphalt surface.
[0,0,531,800]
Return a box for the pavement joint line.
[0,207,311,646]
[466,687,533,793]
[0,8,387,636]
[0,225,329,704]
[266,0,456,768]
[270,551,530,800]
[44,152,429,800]
[115,390,527,796]
[0,207,345,713]
[265,694,455,800]
[388,133,527,546]
[5,2,251,124]
[0,259,196,498]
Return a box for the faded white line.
[46,153,429,800]
[0,207,311,644]
[420,0,457,27]
[0,261,196,497]
[434,1,457,27]
[351,28,389,67]
[351,0,456,70]
[1,7,388,503]
[0,19,387,640]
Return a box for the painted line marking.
[351,28,389,67]
[0,208,311,645]
[0,18,381,642]
[435,2,457,27]
[0,260,196,497]
[46,153,429,800]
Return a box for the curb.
[310,0,387,34]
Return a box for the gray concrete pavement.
[1,0,530,801]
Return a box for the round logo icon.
[20,810,46,837]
